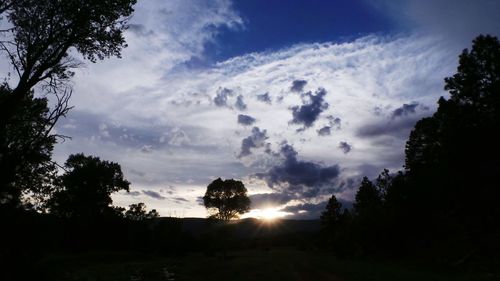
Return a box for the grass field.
[38,248,498,281]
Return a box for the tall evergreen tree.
[354,177,381,214]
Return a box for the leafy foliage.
[124,202,160,221]
[48,153,130,219]
[203,178,251,220]
[0,0,136,96]
[0,84,62,208]
[0,0,136,209]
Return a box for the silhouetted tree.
[353,177,381,214]
[0,84,69,208]
[317,35,500,258]
[203,178,250,220]
[0,0,136,115]
[0,0,135,209]
[124,202,159,221]
[405,35,500,226]
[374,169,392,200]
[320,195,343,227]
[48,153,130,219]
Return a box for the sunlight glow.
[243,207,292,220]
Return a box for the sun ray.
[243,207,291,221]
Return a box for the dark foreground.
[38,248,497,281]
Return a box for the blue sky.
[203,0,395,61]
[3,0,499,219]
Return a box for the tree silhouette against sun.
[203,178,251,220]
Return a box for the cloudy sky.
[8,0,500,219]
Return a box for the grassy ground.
[38,248,498,281]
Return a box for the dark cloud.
[392,102,419,118]
[126,191,141,197]
[317,126,331,136]
[142,190,166,200]
[172,197,189,204]
[283,198,353,219]
[249,193,294,209]
[290,88,329,128]
[127,24,153,37]
[255,143,340,198]
[237,114,256,126]
[357,116,421,139]
[235,95,247,111]
[327,116,342,130]
[290,79,308,92]
[318,116,341,136]
[282,202,328,219]
[256,92,272,104]
[239,127,269,158]
[213,87,233,107]
[339,142,352,154]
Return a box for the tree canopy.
[0,0,136,210]
[203,178,251,220]
[124,202,160,221]
[0,0,136,96]
[0,84,64,208]
[48,153,130,219]
[405,35,500,219]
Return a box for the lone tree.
[48,153,130,219]
[203,178,250,220]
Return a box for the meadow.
[39,247,497,281]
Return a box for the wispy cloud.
[49,1,463,217]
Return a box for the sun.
[243,207,290,221]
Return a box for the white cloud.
[4,0,478,217]
[54,31,461,217]
[69,0,243,115]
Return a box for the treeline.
[320,35,500,261]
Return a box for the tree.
[124,202,159,221]
[374,169,392,200]
[405,35,500,218]
[0,0,136,108]
[48,153,130,219]
[0,84,68,208]
[203,178,250,220]
[0,0,135,209]
[353,177,381,214]
[320,194,343,227]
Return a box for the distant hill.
[156,217,321,239]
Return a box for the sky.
[4,0,500,219]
